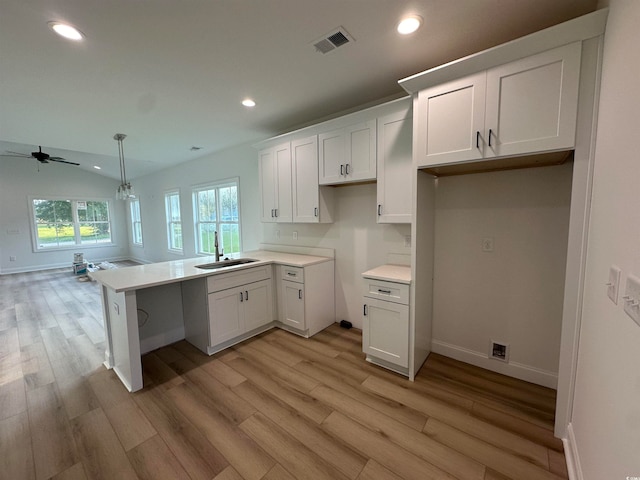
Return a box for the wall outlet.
[9,256,16,262]
[404,235,411,248]
[482,237,494,252]
[489,341,509,362]
[293,231,298,240]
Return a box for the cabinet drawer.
[363,278,409,305]
[281,265,304,284]
[207,265,272,293]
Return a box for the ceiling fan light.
[49,22,84,41]
[397,15,422,35]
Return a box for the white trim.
[431,339,558,389]
[563,423,584,480]
[259,243,335,259]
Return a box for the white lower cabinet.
[276,262,335,337]
[362,277,410,374]
[182,265,274,354]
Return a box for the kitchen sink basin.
[195,258,259,269]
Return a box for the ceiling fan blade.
[48,158,80,166]
[0,151,31,157]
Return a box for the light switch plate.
[607,265,621,304]
[622,274,640,327]
[482,237,494,252]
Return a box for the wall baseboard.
[431,339,558,389]
[0,256,130,275]
[563,423,583,480]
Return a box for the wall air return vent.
[312,27,354,54]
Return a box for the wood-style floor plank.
[1,265,565,480]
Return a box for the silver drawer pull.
[377,289,391,294]
[287,272,297,276]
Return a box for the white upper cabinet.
[259,143,292,223]
[291,136,333,223]
[415,42,581,168]
[376,106,413,224]
[319,120,377,185]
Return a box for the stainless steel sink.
[195,258,259,269]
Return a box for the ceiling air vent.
[312,27,354,54]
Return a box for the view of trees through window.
[33,199,112,249]
[194,181,240,255]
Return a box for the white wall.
[262,183,411,329]
[570,0,640,476]
[431,163,573,388]
[0,159,128,273]
[126,143,260,263]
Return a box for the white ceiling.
[0,0,597,181]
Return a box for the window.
[193,179,241,255]
[31,198,113,250]
[164,191,182,252]
[130,198,143,246]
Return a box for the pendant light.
[114,133,135,200]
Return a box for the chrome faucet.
[214,231,223,262]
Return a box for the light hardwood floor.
[0,265,568,480]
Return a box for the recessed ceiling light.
[397,15,422,35]
[48,21,85,41]
[242,99,256,107]
[93,165,101,170]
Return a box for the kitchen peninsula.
[90,248,335,392]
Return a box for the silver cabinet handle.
[340,164,344,176]
[245,290,248,301]
[275,209,278,218]
[298,289,302,300]
[377,204,382,216]
[271,209,274,217]
[363,304,368,316]
[377,288,391,294]
[314,207,318,217]
[240,292,244,302]
[345,163,350,175]
[476,131,480,149]
[488,128,493,147]
[287,272,297,277]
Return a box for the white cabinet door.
[318,120,376,185]
[258,148,277,222]
[416,72,486,167]
[376,107,413,223]
[209,287,244,345]
[345,120,377,182]
[484,42,581,158]
[243,279,273,331]
[274,143,292,223]
[281,280,305,330]
[318,128,345,185]
[292,136,320,223]
[259,143,292,223]
[363,297,409,368]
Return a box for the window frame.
[192,177,242,256]
[130,198,143,247]
[29,195,116,252]
[164,189,183,254]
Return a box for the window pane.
[34,199,73,223]
[36,223,75,248]
[220,223,240,254]
[80,222,111,244]
[219,186,238,222]
[90,201,109,221]
[199,223,216,254]
[169,223,182,250]
[198,190,216,222]
[170,195,181,221]
[133,223,143,244]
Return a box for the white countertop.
[361,264,412,284]
[89,250,333,292]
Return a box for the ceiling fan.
[0,146,80,166]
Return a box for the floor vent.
[312,27,354,54]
